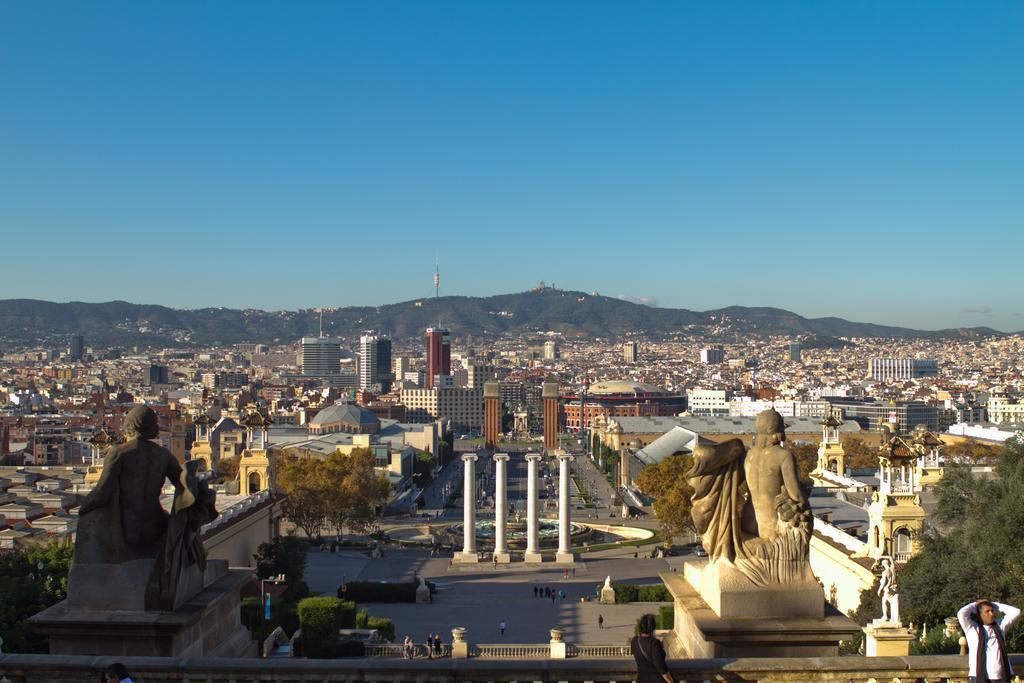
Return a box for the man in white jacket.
[958,599,1020,683]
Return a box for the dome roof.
[587,380,671,396]
[309,403,380,428]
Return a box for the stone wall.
[0,653,1000,683]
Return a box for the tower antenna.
[434,254,440,298]
[319,309,324,338]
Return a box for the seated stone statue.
[688,409,813,587]
[70,406,217,611]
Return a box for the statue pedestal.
[29,567,255,658]
[456,551,479,563]
[492,551,511,563]
[864,620,915,656]
[662,567,860,658]
[683,558,823,618]
[600,586,617,604]
[555,551,575,565]
[523,551,544,564]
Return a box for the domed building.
[308,403,381,435]
[561,380,686,432]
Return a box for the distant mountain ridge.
[0,290,1007,350]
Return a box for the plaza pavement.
[304,547,683,645]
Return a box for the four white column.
[453,450,574,565]
[493,453,510,563]
[524,454,543,563]
[556,453,575,564]
[459,453,479,563]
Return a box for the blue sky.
[1,2,1021,331]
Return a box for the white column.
[556,454,575,564]
[459,453,479,563]
[524,453,543,563]
[493,454,510,563]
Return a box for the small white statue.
[877,556,900,624]
[604,575,612,590]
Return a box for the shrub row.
[611,582,672,603]
[356,608,396,642]
[338,578,429,603]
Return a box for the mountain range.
[0,290,1008,350]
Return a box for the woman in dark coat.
[630,614,674,683]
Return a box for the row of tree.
[275,447,392,539]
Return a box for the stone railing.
[202,488,271,534]
[567,644,633,658]
[0,653,1012,683]
[470,643,551,658]
[365,643,452,658]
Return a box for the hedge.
[297,597,356,658]
[611,582,672,603]
[657,604,674,629]
[338,579,426,603]
[355,608,395,643]
[240,597,300,641]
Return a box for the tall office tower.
[375,337,393,393]
[699,346,724,364]
[543,340,559,361]
[69,334,84,361]
[623,341,638,364]
[425,327,451,389]
[359,334,378,390]
[146,364,168,385]
[301,336,342,376]
[394,356,411,384]
[789,342,802,362]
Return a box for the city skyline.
[2,2,1021,331]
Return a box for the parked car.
[694,545,708,557]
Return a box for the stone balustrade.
[0,653,1013,683]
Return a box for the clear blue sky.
[1,2,1021,331]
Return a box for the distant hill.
[0,290,1006,350]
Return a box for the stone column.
[458,454,479,563]
[493,453,510,563]
[524,453,543,563]
[556,453,575,564]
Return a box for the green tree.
[634,454,694,543]
[276,454,330,539]
[789,443,818,483]
[900,437,1024,650]
[0,538,74,653]
[218,454,240,481]
[326,447,392,537]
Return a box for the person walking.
[426,633,434,659]
[499,620,507,636]
[598,614,604,629]
[403,635,413,659]
[631,614,673,683]
[958,598,1020,683]
[433,633,442,658]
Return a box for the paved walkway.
[306,547,678,645]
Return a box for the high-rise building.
[359,334,378,390]
[301,336,342,376]
[375,338,393,393]
[789,342,802,362]
[146,364,169,386]
[867,358,939,382]
[623,341,638,364]
[68,334,84,361]
[425,327,451,389]
[699,346,724,364]
[543,340,559,361]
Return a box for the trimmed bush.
[297,597,357,658]
[611,582,672,603]
[366,615,395,642]
[338,579,423,603]
[657,604,674,629]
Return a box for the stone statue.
[69,406,217,611]
[688,409,813,586]
[604,575,612,590]
[876,556,900,624]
